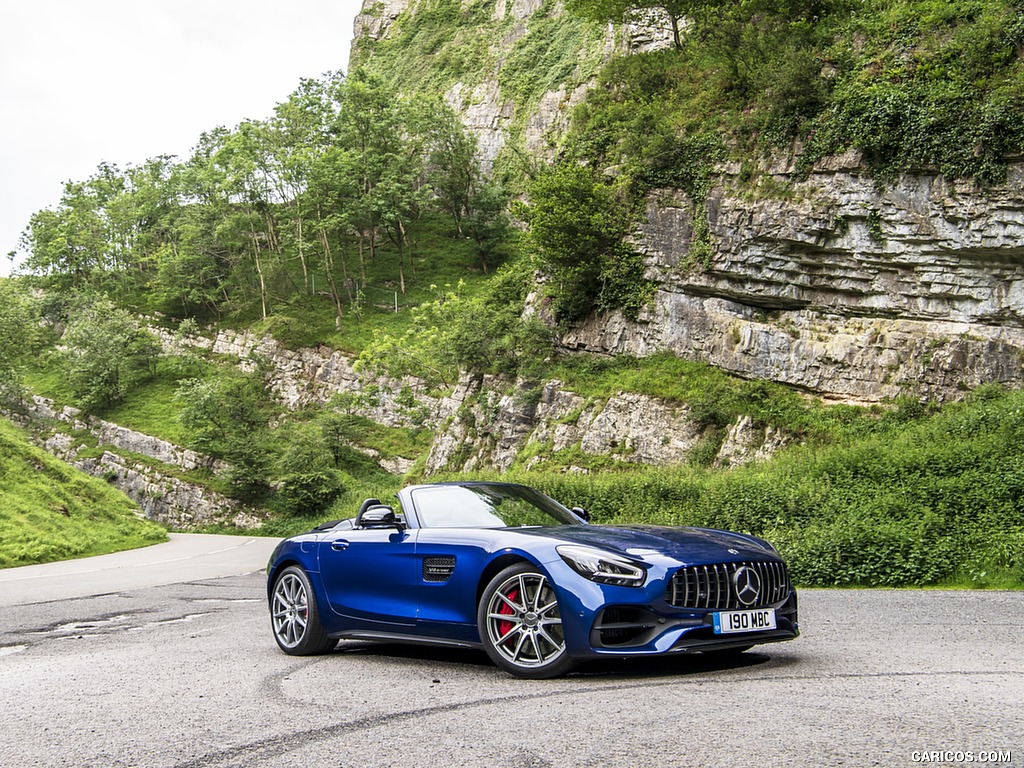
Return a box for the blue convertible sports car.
[266,481,799,678]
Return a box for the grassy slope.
[0,418,167,569]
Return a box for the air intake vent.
[422,556,456,583]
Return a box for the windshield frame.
[403,482,584,530]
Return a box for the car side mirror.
[572,506,590,522]
[357,504,405,530]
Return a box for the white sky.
[0,0,365,277]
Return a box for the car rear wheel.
[271,566,335,655]
[478,563,571,679]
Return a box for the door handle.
[331,539,350,551]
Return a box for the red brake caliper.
[497,587,519,642]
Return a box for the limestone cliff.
[564,154,1024,403]
[352,1,1024,406]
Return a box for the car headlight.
[557,545,646,587]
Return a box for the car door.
[317,526,418,627]
[413,530,495,629]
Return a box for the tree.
[421,100,512,273]
[273,420,346,515]
[266,73,343,300]
[463,182,512,275]
[0,280,41,409]
[175,366,276,500]
[565,0,705,50]
[356,276,554,389]
[522,162,640,321]
[423,102,478,236]
[60,298,160,410]
[331,68,421,291]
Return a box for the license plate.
[712,608,777,635]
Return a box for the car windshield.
[411,484,579,529]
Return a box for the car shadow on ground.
[330,640,798,680]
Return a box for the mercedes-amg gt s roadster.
[267,481,799,678]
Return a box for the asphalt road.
[0,538,1021,768]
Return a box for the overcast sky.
[0,0,365,277]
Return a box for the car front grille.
[665,561,790,610]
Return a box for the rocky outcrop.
[73,452,259,530]
[154,326,440,428]
[425,375,786,474]
[29,397,225,473]
[24,398,260,530]
[352,0,411,44]
[563,158,1024,403]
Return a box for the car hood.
[532,524,778,565]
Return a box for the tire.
[478,563,572,679]
[271,566,335,655]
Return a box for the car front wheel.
[478,563,571,679]
[271,566,335,655]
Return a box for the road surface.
[0,540,1020,767]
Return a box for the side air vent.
[422,556,457,583]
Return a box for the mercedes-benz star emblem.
[732,565,761,607]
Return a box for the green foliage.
[565,0,704,49]
[355,0,494,92]
[357,267,556,389]
[0,418,166,568]
[497,10,601,107]
[273,420,346,516]
[0,279,43,409]
[16,70,512,343]
[175,364,278,500]
[59,298,160,411]
[446,385,1024,588]
[522,163,654,321]
[795,0,1024,182]
[563,0,1024,193]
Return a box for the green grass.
[23,353,219,446]
[215,213,506,356]
[0,418,167,568]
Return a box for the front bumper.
[546,557,800,659]
[587,590,799,656]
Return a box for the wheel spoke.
[528,577,546,611]
[500,622,524,647]
[495,589,523,614]
[273,573,311,649]
[489,612,523,624]
[537,599,558,616]
[512,630,532,662]
[529,631,544,662]
[537,626,563,654]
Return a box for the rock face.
[73,452,260,530]
[352,0,411,44]
[425,375,786,474]
[154,327,439,427]
[353,0,670,172]
[25,397,257,529]
[563,159,1024,403]
[350,0,1024,408]
[29,397,225,473]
